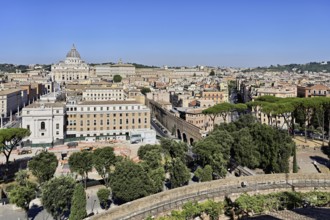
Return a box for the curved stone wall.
[93,173,330,220]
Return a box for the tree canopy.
[110,159,154,203]
[41,176,76,219]
[0,128,30,164]
[97,188,111,209]
[140,87,151,95]
[70,184,87,220]
[169,158,190,188]
[28,151,58,184]
[69,151,93,188]
[92,147,116,187]
[113,74,122,83]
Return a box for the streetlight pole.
[91,199,96,214]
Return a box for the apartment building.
[297,84,330,98]
[82,87,127,101]
[255,86,297,98]
[253,107,289,129]
[65,100,155,143]
[201,90,229,103]
[178,107,228,132]
[21,102,66,144]
[0,89,28,117]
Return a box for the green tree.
[92,147,116,187]
[209,70,215,76]
[14,170,30,186]
[97,188,111,209]
[148,166,165,193]
[9,182,37,219]
[169,158,190,188]
[160,138,187,161]
[232,128,260,168]
[113,74,122,82]
[41,176,76,220]
[28,151,58,184]
[193,130,233,177]
[137,144,162,160]
[140,149,162,170]
[194,165,213,182]
[70,184,87,220]
[0,128,30,164]
[140,87,151,95]
[69,151,93,188]
[110,159,154,202]
[138,145,165,193]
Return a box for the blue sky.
[1,0,330,67]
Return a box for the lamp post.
[91,199,96,213]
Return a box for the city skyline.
[1,0,330,67]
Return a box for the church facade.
[51,45,90,83]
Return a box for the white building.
[109,60,135,78]
[93,60,135,79]
[51,45,90,83]
[21,102,66,145]
[82,87,127,101]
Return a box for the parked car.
[17,147,32,155]
[67,142,78,148]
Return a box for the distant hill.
[0,64,51,73]
[0,64,29,73]
[244,61,330,73]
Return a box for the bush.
[97,188,111,209]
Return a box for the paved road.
[151,119,171,138]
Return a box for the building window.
[56,131,59,135]
[41,133,44,136]
[94,120,97,126]
[27,125,30,130]
[56,110,59,113]
[41,121,45,130]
